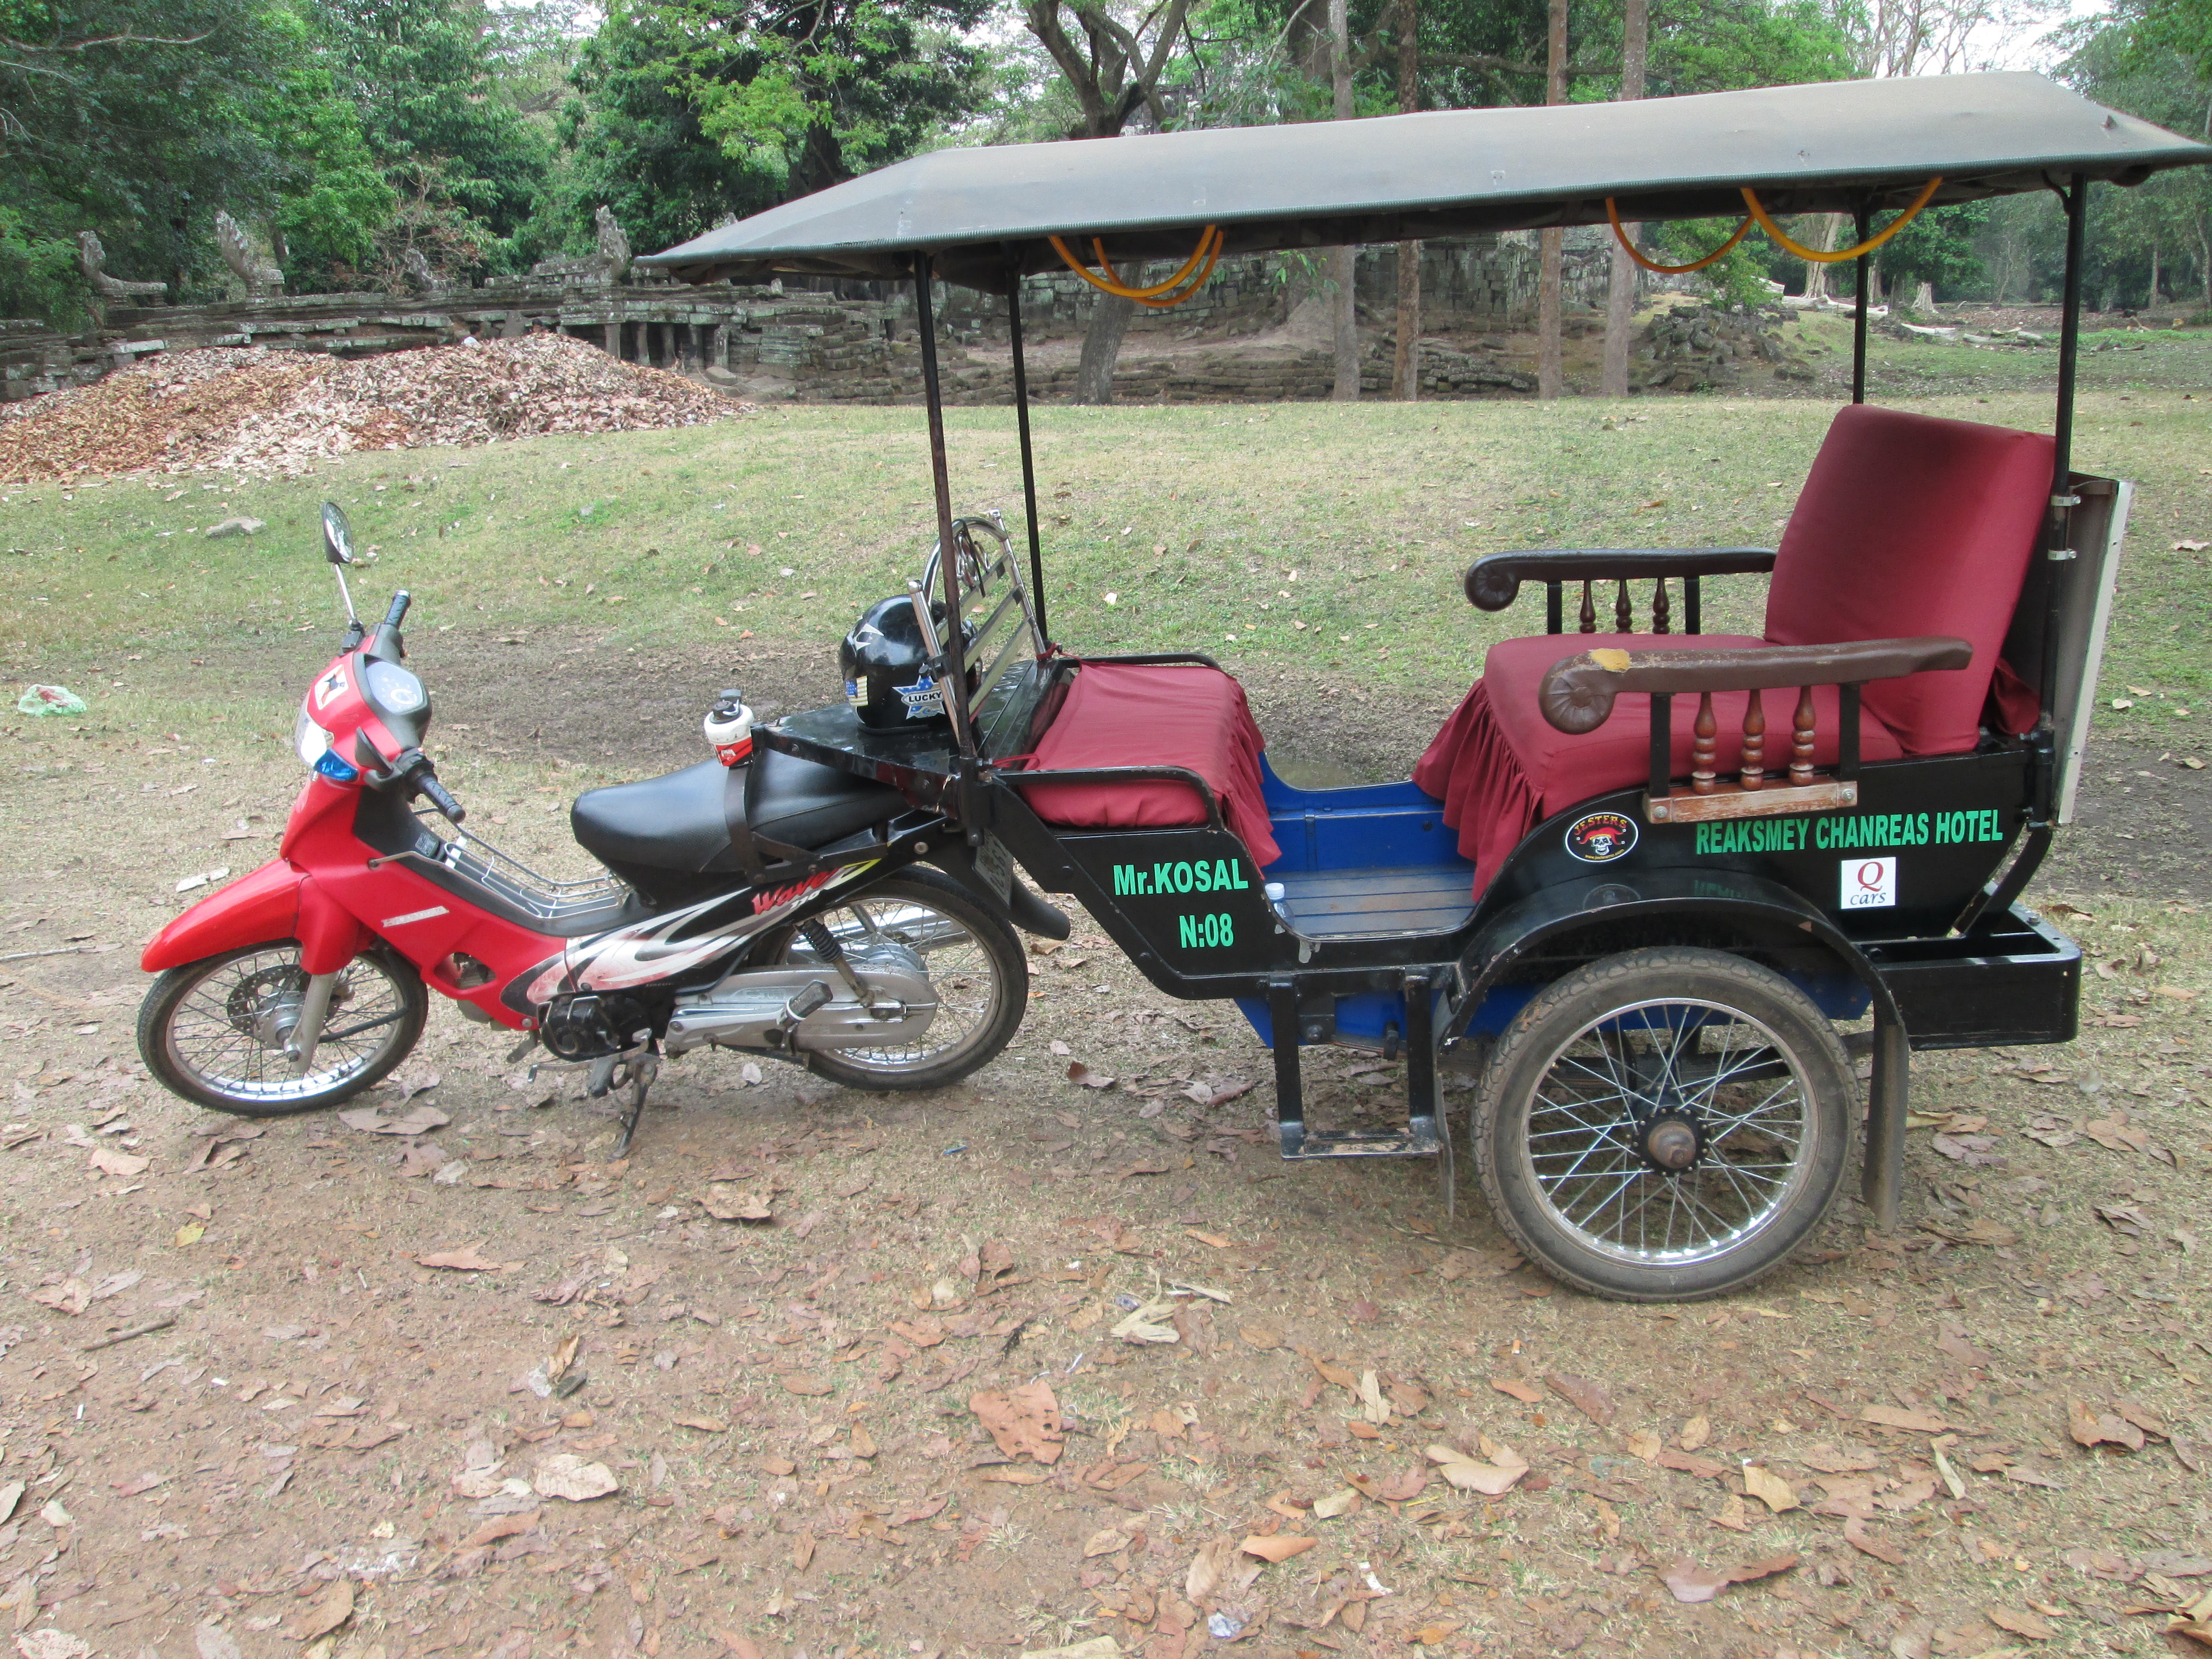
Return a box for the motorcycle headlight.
[293,702,333,768]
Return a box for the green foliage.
[324,0,551,273]
[2063,12,2212,309]
[0,207,84,330]
[0,0,306,303]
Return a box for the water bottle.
[704,688,753,767]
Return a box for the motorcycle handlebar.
[383,590,410,630]
[415,770,466,825]
[389,746,465,824]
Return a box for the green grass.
[2,328,2208,740]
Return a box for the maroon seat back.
[1763,404,2054,756]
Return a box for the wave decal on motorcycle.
[537,860,882,998]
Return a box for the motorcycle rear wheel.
[138,941,428,1116]
[776,869,1027,1091]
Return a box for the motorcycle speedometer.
[362,659,426,715]
[293,702,333,767]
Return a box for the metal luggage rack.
[409,807,630,921]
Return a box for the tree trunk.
[1803,215,1841,301]
[1599,0,1646,399]
[1329,0,1359,400]
[1074,292,1137,404]
[2148,243,2160,309]
[1393,0,1421,401]
[1536,0,1567,400]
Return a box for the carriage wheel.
[1471,947,1852,1302]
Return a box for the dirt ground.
[0,630,2207,1659]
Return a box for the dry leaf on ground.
[1662,1553,1798,1604]
[532,1455,619,1501]
[337,1103,448,1136]
[1186,1537,1236,1601]
[970,1381,1064,1464]
[1241,1535,1316,1563]
[1743,1465,1799,1513]
[418,1244,502,1271]
[1427,1438,1529,1495]
[1547,1371,1616,1425]
[2069,1398,2146,1452]
[703,1185,772,1222]
[1986,1608,2056,1641]
[281,1579,355,1641]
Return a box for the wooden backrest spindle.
[1740,690,1767,791]
[1691,692,1719,794]
[1652,578,1670,635]
[1578,579,1597,633]
[1790,686,1817,785]
[1613,578,1632,632]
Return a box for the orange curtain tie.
[1604,178,1945,273]
[1050,226,1225,309]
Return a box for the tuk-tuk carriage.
[624,71,2212,1299]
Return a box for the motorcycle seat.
[572,750,903,877]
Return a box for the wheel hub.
[1643,1113,1700,1170]
[228,966,305,1050]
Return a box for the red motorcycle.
[136,503,1049,1152]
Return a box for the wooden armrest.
[1539,637,1973,734]
[1465,547,1777,612]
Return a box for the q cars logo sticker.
[1841,855,1897,909]
[1565,810,1638,864]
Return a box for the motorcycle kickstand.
[588,1046,661,1161]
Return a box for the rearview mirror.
[322,502,354,566]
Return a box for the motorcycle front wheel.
[138,941,428,1116]
[775,869,1028,1091]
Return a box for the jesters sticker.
[1565,811,1638,864]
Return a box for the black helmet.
[840,595,973,730]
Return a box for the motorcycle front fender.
[141,863,372,977]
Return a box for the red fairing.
[141,640,564,1030]
[142,860,304,973]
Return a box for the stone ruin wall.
[3,229,1628,408]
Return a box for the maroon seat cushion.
[1763,403,2054,756]
[1415,634,1906,891]
[1015,662,1282,867]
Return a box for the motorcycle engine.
[540,992,655,1061]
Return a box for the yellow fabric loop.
[1740,178,1945,263]
[1604,198,1754,274]
[1125,230,1226,309]
[1049,226,1224,307]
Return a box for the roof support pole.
[2031,172,2090,821]
[1851,206,1870,404]
[2049,174,2088,544]
[912,253,975,758]
[1005,258,1050,648]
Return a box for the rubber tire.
[138,942,428,1118]
[1470,946,1852,1302]
[786,868,1029,1092]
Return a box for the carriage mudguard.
[1454,866,1903,1033]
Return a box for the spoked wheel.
[138,942,428,1117]
[1472,947,1851,1301]
[778,868,1027,1090]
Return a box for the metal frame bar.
[1851,205,1870,405]
[911,253,976,758]
[1005,258,1050,647]
[2038,173,2090,823]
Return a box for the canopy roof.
[639,72,2212,291]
